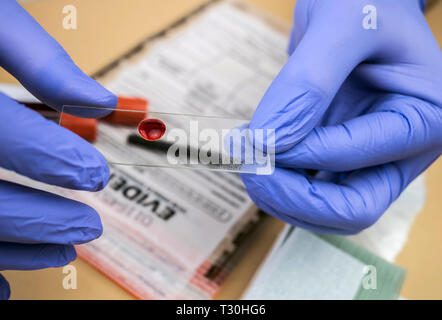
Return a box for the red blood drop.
[138,118,166,141]
[138,119,166,141]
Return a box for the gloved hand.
[0,0,117,299]
[241,0,442,234]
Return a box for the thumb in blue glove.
[0,0,117,299]
[242,0,442,234]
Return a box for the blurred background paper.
[244,227,407,300]
[243,229,366,300]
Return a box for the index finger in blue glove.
[250,1,378,153]
[0,93,108,191]
[0,180,103,244]
[241,150,440,234]
[276,95,442,171]
[0,274,10,300]
[0,0,116,117]
[286,0,311,56]
[0,242,76,271]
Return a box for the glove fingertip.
[86,214,104,242]
[24,54,118,118]
[72,150,109,192]
[287,27,296,55]
[251,86,327,153]
[0,274,11,300]
[96,88,118,110]
[94,154,110,192]
[57,245,77,267]
[56,77,118,118]
[60,74,118,117]
[74,205,103,244]
[43,122,110,192]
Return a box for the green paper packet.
[318,233,407,300]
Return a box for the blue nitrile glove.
[0,0,117,299]
[241,0,442,234]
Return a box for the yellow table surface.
[0,0,440,300]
